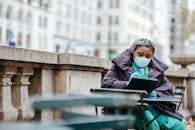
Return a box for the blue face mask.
[134,56,151,68]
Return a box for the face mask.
[134,56,151,68]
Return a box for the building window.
[39,16,42,27]
[95,49,100,57]
[116,0,119,8]
[88,14,92,25]
[38,34,47,50]
[6,6,12,19]
[28,0,31,5]
[114,32,118,42]
[44,17,47,29]
[0,28,2,41]
[97,0,102,8]
[108,32,112,41]
[171,26,175,33]
[97,16,101,24]
[26,34,31,48]
[18,9,23,21]
[39,0,48,9]
[66,5,71,18]
[171,18,175,23]
[110,0,113,8]
[38,34,42,49]
[109,16,112,24]
[0,4,2,17]
[18,32,22,46]
[56,21,62,33]
[65,24,70,35]
[6,30,12,41]
[17,0,23,3]
[82,11,85,24]
[55,44,60,53]
[26,12,32,24]
[39,16,47,29]
[74,7,78,21]
[115,16,119,24]
[96,33,101,41]
[82,0,86,6]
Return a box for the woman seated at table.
[101,38,185,130]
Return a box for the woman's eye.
[146,55,152,59]
[137,53,144,57]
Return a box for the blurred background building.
[0,0,53,51]
[0,0,194,64]
[95,0,156,60]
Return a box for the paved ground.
[186,117,195,129]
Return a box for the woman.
[101,38,185,130]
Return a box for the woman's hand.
[147,91,157,99]
[126,72,141,87]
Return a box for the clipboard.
[126,77,158,93]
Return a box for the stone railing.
[1,45,195,121]
[165,54,195,118]
[0,45,111,120]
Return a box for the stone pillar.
[40,66,55,121]
[11,67,34,120]
[188,72,195,114]
[0,66,18,120]
[170,54,195,116]
[54,69,68,95]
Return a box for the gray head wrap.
[130,38,155,54]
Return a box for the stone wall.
[1,45,195,121]
[0,45,111,120]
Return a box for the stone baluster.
[170,54,195,116]
[40,66,55,121]
[0,66,18,120]
[11,67,34,120]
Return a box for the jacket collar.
[112,49,132,70]
[112,49,168,73]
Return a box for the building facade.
[0,0,97,56]
[95,0,163,59]
[52,0,97,55]
[0,0,53,51]
[0,0,173,63]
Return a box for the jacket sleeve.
[101,64,127,89]
[153,74,178,112]
[155,74,174,98]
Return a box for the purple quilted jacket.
[101,49,183,120]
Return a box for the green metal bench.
[61,111,133,129]
[90,88,181,130]
[31,94,138,130]
[0,122,72,130]
[174,85,186,111]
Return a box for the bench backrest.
[174,85,186,111]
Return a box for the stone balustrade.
[0,45,111,120]
[165,53,195,118]
[1,45,195,121]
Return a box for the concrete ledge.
[0,46,112,69]
[0,46,58,64]
[58,53,112,69]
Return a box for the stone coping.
[0,45,112,69]
[58,53,112,69]
[0,45,58,64]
